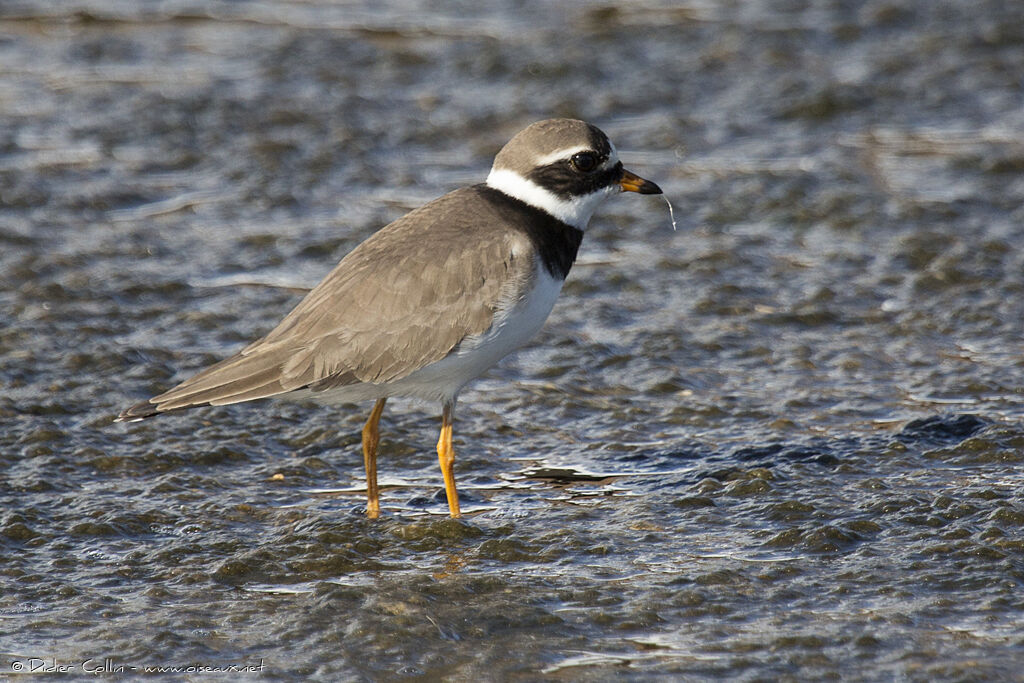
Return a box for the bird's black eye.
[570,151,599,173]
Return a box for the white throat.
[485,168,617,230]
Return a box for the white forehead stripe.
[534,145,591,167]
[485,168,617,231]
[533,145,621,169]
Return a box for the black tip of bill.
[620,168,662,195]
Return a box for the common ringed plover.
[117,118,662,518]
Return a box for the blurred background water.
[2,0,1024,679]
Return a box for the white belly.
[390,265,564,402]
[299,265,565,406]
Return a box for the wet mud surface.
[2,1,1024,679]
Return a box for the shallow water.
[3,1,1024,679]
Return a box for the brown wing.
[118,187,535,419]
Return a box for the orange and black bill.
[620,168,662,194]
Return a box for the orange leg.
[436,403,461,518]
[361,398,387,519]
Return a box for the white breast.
[374,262,565,404]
